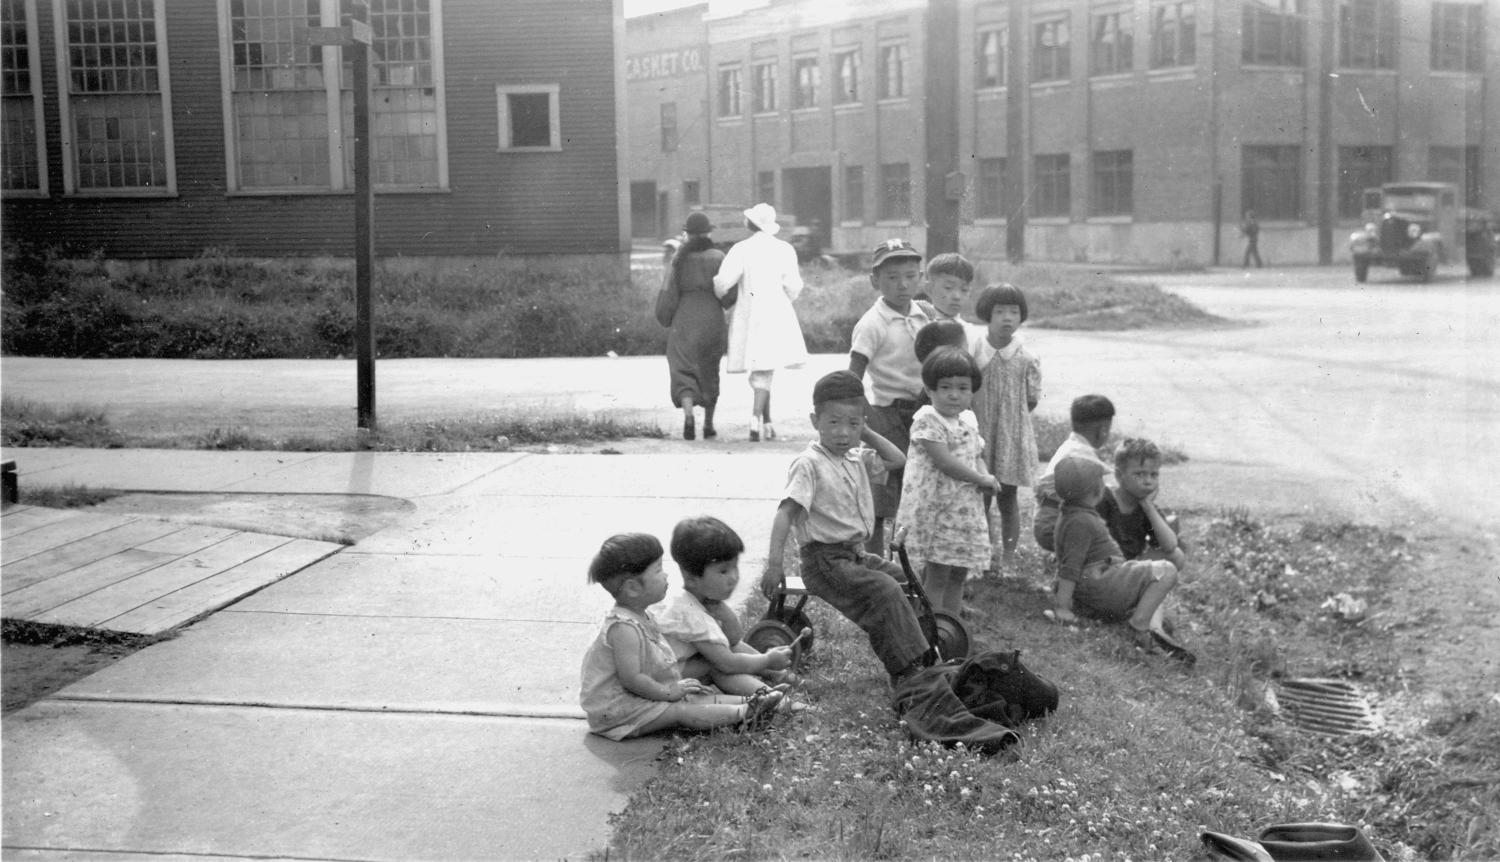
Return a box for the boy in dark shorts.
[762,370,932,687]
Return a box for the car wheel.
[1353,258,1369,283]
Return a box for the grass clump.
[0,396,124,448]
[17,483,126,509]
[606,513,1495,860]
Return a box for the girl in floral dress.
[895,347,1000,617]
[969,283,1041,572]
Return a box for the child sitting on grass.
[762,370,934,688]
[580,533,784,739]
[1098,437,1187,569]
[1049,457,1195,663]
[1034,394,1115,554]
[656,515,797,696]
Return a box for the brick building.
[625,0,1497,267]
[1,0,630,271]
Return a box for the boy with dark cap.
[849,239,934,551]
[761,370,933,687]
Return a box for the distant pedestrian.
[657,212,726,441]
[1241,210,1263,268]
[714,203,808,442]
[579,533,786,739]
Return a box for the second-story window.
[1432,2,1483,72]
[717,65,742,117]
[1091,7,1133,76]
[976,27,1005,88]
[1,0,43,193]
[1339,0,1397,68]
[752,61,777,112]
[833,48,860,103]
[793,56,819,109]
[1243,0,1305,66]
[878,42,907,99]
[660,102,677,152]
[1151,0,1196,68]
[1033,15,1071,82]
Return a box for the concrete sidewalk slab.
[3,700,659,861]
[219,451,530,497]
[455,453,788,499]
[58,610,594,717]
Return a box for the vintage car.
[1348,182,1496,282]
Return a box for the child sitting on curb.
[656,515,797,696]
[579,533,785,739]
[1098,437,1187,569]
[1048,457,1195,663]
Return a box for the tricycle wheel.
[931,612,971,661]
[746,619,803,665]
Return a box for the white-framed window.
[1151,0,1195,68]
[1090,6,1133,76]
[220,0,448,192]
[54,0,176,195]
[1033,15,1071,82]
[496,84,559,151]
[976,27,1005,89]
[792,55,818,109]
[2,0,46,194]
[717,64,742,116]
[752,60,776,113]
[833,48,859,103]
[878,41,907,99]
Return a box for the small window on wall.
[1151,1,1196,68]
[753,61,777,113]
[1338,0,1396,69]
[833,49,860,103]
[1,0,45,194]
[1033,15,1071,82]
[1242,144,1302,219]
[878,42,907,99]
[976,28,1005,89]
[977,157,1007,218]
[879,162,911,221]
[758,170,775,205]
[1090,7,1134,76]
[1431,2,1482,72]
[843,164,865,222]
[1243,0,1305,67]
[718,65,742,117]
[1337,145,1391,217]
[683,179,701,207]
[497,85,559,151]
[1091,150,1132,216]
[793,56,819,109]
[1033,153,1070,217]
[660,102,677,152]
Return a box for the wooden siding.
[0,0,624,259]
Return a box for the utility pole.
[1317,0,1334,264]
[1005,0,1026,262]
[349,2,376,435]
[924,0,961,256]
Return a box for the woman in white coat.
[713,203,808,441]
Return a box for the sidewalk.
[2,447,793,860]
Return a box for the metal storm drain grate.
[1276,678,1382,736]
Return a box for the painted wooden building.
[0,0,629,269]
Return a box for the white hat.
[743,202,780,235]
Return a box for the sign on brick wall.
[626,47,705,82]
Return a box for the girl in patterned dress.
[969,283,1041,572]
[895,347,1001,617]
[579,533,783,739]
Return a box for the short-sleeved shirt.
[1034,432,1107,503]
[1054,504,1123,582]
[1096,490,1158,560]
[849,299,933,406]
[783,442,889,545]
[653,589,732,662]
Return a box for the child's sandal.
[740,689,785,731]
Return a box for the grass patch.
[1,395,662,451]
[605,512,1496,860]
[18,483,126,509]
[2,243,1225,360]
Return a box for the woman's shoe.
[683,415,695,441]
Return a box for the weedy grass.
[2,395,662,451]
[15,482,126,509]
[604,514,1497,861]
[2,243,1225,360]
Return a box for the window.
[1242,144,1302,219]
[660,102,677,152]
[717,65,742,117]
[683,179,700,207]
[58,0,174,193]
[227,0,445,191]
[843,164,865,222]
[1338,0,1396,69]
[1092,150,1133,215]
[1033,16,1071,82]
[1,0,43,193]
[758,169,775,205]
[976,28,1005,88]
[793,56,818,109]
[1243,0,1305,66]
[497,86,558,150]
[1431,2,1482,72]
[878,42,907,99]
[1431,145,1482,205]
[977,157,1007,218]
[1151,1,1196,68]
[1337,146,1392,218]
[1033,153,1070,217]
[752,61,777,113]
[879,162,910,220]
[833,49,860,104]
[1091,8,1133,76]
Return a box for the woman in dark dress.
[663,212,727,440]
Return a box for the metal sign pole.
[349,8,376,436]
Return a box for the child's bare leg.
[634,701,746,735]
[1127,568,1180,633]
[997,484,1020,557]
[711,669,770,697]
[922,561,966,617]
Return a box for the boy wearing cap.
[849,239,935,551]
[1051,455,1193,662]
[1034,394,1116,554]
